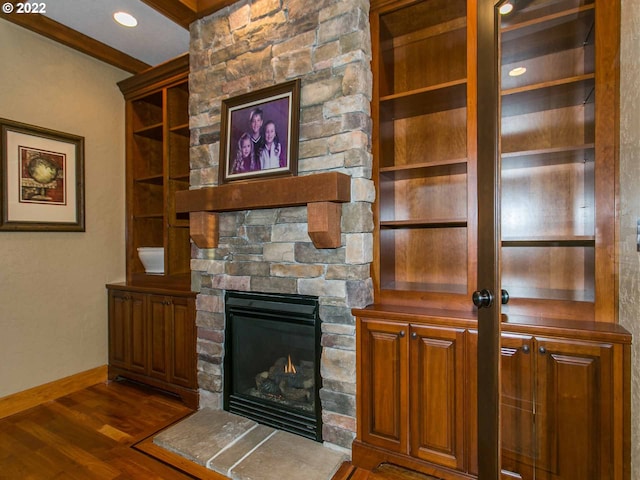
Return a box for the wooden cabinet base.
[354,307,631,480]
[107,284,198,411]
[352,440,476,480]
[108,367,198,409]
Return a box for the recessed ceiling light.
[499,3,514,14]
[509,66,527,77]
[113,11,138,27]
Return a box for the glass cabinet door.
[499,0,597,320]
[497,1,609,479]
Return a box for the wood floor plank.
[0,380,195,479]
[330,462,444,480]
[0,380,441,480]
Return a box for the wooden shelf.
[169,123,190,136]
[170,174,190,182]
[501,74,595,117]
[502,285,594,302]
[502,145,594,169]
[133,123,164,139]
[380,159,467,179]
[134,174,164,185]
[381,218,467,229]
[175,172,351,249]
[380,79,467,119]
[382,281,467,294]
[502,235,595,247]
[501,5,595,65]
[379,0,466,39]
[133,213,163,219]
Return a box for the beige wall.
[0,21,128,397]
[619,0,640,476]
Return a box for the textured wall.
[188,0,374,451]
[618,0,640,476]
[0,21,127,397]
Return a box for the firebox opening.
[223,291,322,442]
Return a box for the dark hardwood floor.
[0,379,195,479]
[0,379,439,480]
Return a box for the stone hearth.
[154,409,347,480]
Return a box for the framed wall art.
[0,118,85,231]
[219,79,300,184]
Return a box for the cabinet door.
[500,334,535,477]
[358,318,409,454]
[409,324,466,470]
[533,336,613,480]
[129,292,147,374]
[148,294,170,381]
[168,296,196,388]
[109,290,131,369]
[108,290,146,374]
[497,0,618,322]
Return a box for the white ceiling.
[44,0,190,66]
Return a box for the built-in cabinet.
[358,317,467,471]
[108,54,197,408]
[354,310,630,480]
[355,0,629,479]
[121,54,191,287]
[107,285,197,407]
[373,0,475,312]
[499,331,625,480]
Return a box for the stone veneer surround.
[188,0,374,451]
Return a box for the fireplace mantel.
[175,172,351,249]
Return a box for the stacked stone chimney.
[187,0,374,452]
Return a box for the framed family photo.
[219,79,300,184]
[0,119,85,231]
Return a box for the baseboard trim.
[0,365,108,420]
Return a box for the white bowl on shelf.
[137,247,165,275]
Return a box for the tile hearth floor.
[153,408,347,480]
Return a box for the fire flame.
[284,355,297,374]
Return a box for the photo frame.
[219,79,300,184]
[0,118,85,231]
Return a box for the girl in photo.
[259,120,286,170]
[232,132,257,173]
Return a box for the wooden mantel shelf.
[175,172,351,249]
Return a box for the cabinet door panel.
[409,324,465,470]
[169,296,196,388]
[109,291,131,369]
[534,337,613,480]
[129,293,147,374]
[359,319,409,453]
[148,295,169,380]
[501,334,535,477]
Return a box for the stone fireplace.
[187,0,374,452]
